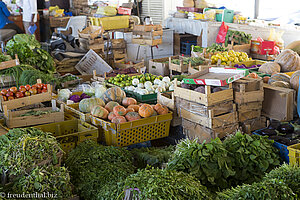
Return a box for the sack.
[268,28,284,50]
[216,22,229,43]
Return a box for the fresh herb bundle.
[0,64,34,87]
[19,69,58,86]
[131,146,175,168]
[6,34,55,73]
[12,165,72,199]
[0,53,11,62]
[223,132,280,185]
[218,179,296,200]
[167,138,235,190]
[264,164,300,196]
[65,140,135,200]
[123,168,212,200]
[0,128,63,178]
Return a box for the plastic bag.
[216,22,229,43]
[268,29,284,50]
[93,82,107,98]
[96,6,117,16]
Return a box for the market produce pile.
[192,43,227,53]
[211,50,251,65]
[171,56,205,66]
[225,30,252,46]
[0,128,72,199]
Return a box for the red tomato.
[15,92,24,98]
[19,85,25,90]
[25,85,31,91]
[8,96,14,101]
[9,87,17,93]
[37,89,42,94]
[31,85,37,90]
[6,92,14,97]
[19,88,27,93]
[41,89,48,93]
[1,89,7,96]
[36,83,43,89]
[25,91,31,96]
[29,88,37,95]
[43,84,48,90]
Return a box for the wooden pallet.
[174,81,233,107]
[182,118,238,143]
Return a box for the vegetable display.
[0,53,11,62]
[167,138,235,190]
[218,179,296,200]
[123,168,212,200]
[223,132,280,185]
[19,110,58,117]
[211,50,250,65]
[274,49,300,72]
[192,43,227,53]
[258,62,281,74]
[180,83,224,94]
[6,34,55,74]
[0,64,34,87]
[0,128,62,179]
[12,165,72,199]
[19,69,57,86]
[225,30,252,47]
[171,57,205,66]
[234,63,261,69]
[105,67,138,77]
[65,140,135,200]
[1,83,48,101]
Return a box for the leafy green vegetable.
[192,43,227,53]
[167,138,235,191]
[0,128,63,179]
[123,168,212,200]
[131,146,174,168]
[171,57,205,66]
[19,110,58,117]
[0,64,34,87]
[264,164,300,196]
[65,140,135,200]
[12,165,72,199]
[6,34,55,74]
[218,179,296,200]
[19,69,58,86]
[223,132,280,185]
[225,30,252,47]
[0,53,11,62]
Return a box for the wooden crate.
[234,90,264,104]
[0,55,20,70]
[0,84,52,111]
[237,101,263,112]
[157,92,181,126]
[176,97,235,118]
[4,101,64,128]
[169,56,191,73]
[78,26,103,40]
[241,116,267,134]
[233,77,263,92]
[133,24,162,32]
[238,109,261,122]
[49,16,70,28]
[131,37,162,46]
[111,39,126,49]
[149,57,177,76]
[182,119,238,142]
[132,25,163,46]
[174,82,233,107]
[262,84,295,122]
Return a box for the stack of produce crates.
[233,77,266,133]
[174,81,238,143]
[78,26,104,54]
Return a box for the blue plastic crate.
[253,129,289,163]
[180,41,197,55]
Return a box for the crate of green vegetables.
[191,44,227,59]
[0,53,20,70]
[59,73,82,88]
[34,119,99,154]
[169,56,207,73]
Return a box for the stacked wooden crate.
[233,77,266,133]
[78,26,104,53]
[132,25,163,46]
[112,39,126,67]
[174,83,238,142]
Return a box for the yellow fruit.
[221,62,226,65]
[229,57,234,62]
[249,57,252,60]
[211,55,216,60]
[234,58,239,63]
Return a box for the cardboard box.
[149,57,171,76]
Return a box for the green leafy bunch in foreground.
[11,165,72,200]
[218,178,296,200]
[123,168,212,200]
[224,131,280,185]
[0,128,62,178]
[65,140,135,200]
[167,138,235,190]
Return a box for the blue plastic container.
[253,129,289,163]
[180,41,197,55]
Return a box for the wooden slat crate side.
[237,101,263,112]
[241,116,267,134]
[233,77,263,92]
[179,107,237,129]
[234,90,264,104]
[238,109,261,122]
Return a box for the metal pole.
[254,0,259,19]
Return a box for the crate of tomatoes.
[0,80,52,111]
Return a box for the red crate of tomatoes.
[0,81,52,111]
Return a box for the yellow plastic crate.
[287,143,300,166]
[90,112,172,147]
[234,60,266,67]
[89,16,130,30]
[34,119,98,154]
[65,103,91,123]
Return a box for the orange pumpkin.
[105,101,120,112]
[128,105,140,112]
[108,112,117,121]
[126,108,135,114]
[91,106,109,119]
[154,103,163,112]
[125,112,141,121]
[247,73,258,79]
[111,116,127,124]
[122,97,137,107]
[138,104,154,118]
[156,105,169,115]
[113,105,127,116]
